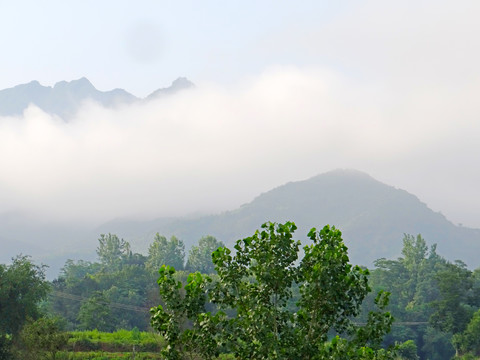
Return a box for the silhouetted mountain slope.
[146,77,194,100]
[0,77,193,119]
[100,169,480,268]
[2,170,479,277]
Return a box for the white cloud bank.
[1,0,480,227]
[1,63,479,227]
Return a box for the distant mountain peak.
[53,77,93,89]
[171,77,194,89]
[146,77,195,99]
[0,77,194,119]
[315,168,375,179]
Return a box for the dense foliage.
[18,317,69,360]
[151,222,395,359]
[0,256,50,335]
[48,233,218,332]
[186,235,225,274]
[0,255,50,359]
[363,234,480,359]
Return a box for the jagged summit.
[0,77,194,119]
[171,77,194,89]
[53,77,94,90]
[146,77,194,99]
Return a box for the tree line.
[362,234,480,359]
[1,222,480,359]
[51,233,225,332]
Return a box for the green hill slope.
[101,169,480,268]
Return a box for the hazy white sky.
[0,1,346,96]
[1,1,480,228]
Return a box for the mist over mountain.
[0,77,193,119]
[1,163,479,278]
[97,169,480,269]
[1,75,479,277]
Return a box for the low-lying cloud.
[1,63,479,228]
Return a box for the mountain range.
[0,77,194,119]
[97,169,480,269]
[1,169,479,277]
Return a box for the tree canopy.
[0,255,49,336]
[147,234,185,272]
[96,233,132,270]
[186,235,224,274]
[151,222,395,360]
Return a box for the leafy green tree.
[297,225,373,355]
[429,263,480,358]
[430,261,473,335]
[96,233,132,270]
[151,267,214,359]
[401,235,428,301]
[396,340,419,360]
[147,234,185,271]
[0,256,50,336]
[366,235,451,360]
[18,317,69,360]
[50,252,153,331]
[151,222,395,360]
[49,260,102,330]
[210,221,302,359]
[60,259,102,283]
[186,235,225,274]
[77,291,113,331]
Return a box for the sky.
[0,1,480,228]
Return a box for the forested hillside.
[100,170,480,268]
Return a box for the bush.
[67,329,164,353]
[396,340,419,360]
[69,337,101,351]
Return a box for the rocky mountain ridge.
[0,77,194,119]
